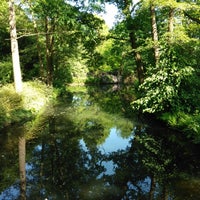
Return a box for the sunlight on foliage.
[161,111,200,142]
[22,81,54,113]
[28,87,134,145]
[131,47,195,113]
[0,81,54,129]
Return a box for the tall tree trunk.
[123,1,145,84]
[45,17,55,85]
[150,2,159,66]
[129,32,144,84]
[168,8,175,43]
[19,137,26,200]
[28,0,45,80]
[9,0,23,93]
[167,7,175,63]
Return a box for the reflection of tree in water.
[27,115,107,199]
[18,88,133,199]
[19,136,26,200]
[87,85,136,118]
[22,90,200,199]
[1,87,200,199]
[103,124,200,200]
[0,127,19,193]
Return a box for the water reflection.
[99,127,133,153]
[0,86,200,199]
[18,136,26,200]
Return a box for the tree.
[131,0,200,114]
[20,0,104,86]
[149,0,159,66]
[115,0,145,84]
[9,0,23,92]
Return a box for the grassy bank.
[0,81,55,129]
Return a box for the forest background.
[0,0,200,139]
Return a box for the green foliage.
[0,85,23,127]
[0,58,13,85]
[22,81,55,113]
[132,64,194,113]
[161,111,200,142]
[87,20,137,83]
[0,0,199,137]
[0,81,54,129]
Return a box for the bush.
[161,111,200,143]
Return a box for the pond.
[0,85,200,200]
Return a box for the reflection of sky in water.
[1,127,133,198]
[80,127,133,153]
[0,163,35,199]
[99,127,133,153]
[0,185,19,200]
[99,127,133,176]
[80,127,133,176]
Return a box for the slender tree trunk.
[28,0,45,79]
[39,140,45,197]
[150,2,159,66]
[123,1,144,84]
[39,141,44,179]
[49,117,56,183]
[19,137,26,200]
[168,8,174,43]
[129,32,144,84]
[167,7,175,63]
[45,17,55,85]
[9,0,23,93]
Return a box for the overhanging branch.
[184,11,200,24]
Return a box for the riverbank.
[0,80,55,129]
[160,111,200,142]
[0,82,199,141]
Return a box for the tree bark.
[168,8,174,43]
[45,17,55,85]
[162,185,168,200]
[9,0,23,93]
[150,2,159,66]
[129,32,144,84]
[122,1,145,84]
[28,0,45,79]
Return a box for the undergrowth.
[0,80,55,129]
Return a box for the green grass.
[0,80,55,129]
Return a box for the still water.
[0,85,200,200]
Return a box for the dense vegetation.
[0,0,199,137]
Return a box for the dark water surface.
[0,85,200,200]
